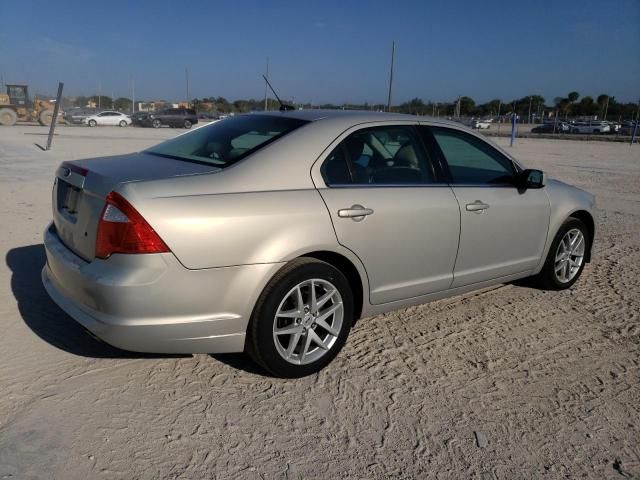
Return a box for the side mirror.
[519,169,545,189]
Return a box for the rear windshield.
[146,115,308,168]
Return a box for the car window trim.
[423,125,519,187]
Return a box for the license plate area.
[57,179,82,220]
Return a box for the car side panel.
[120,184,343,270]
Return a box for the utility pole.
[264,57,269,111]
[185,68,190,107]
[98,80,101,109]
[386,40,395,112]
[131,77,135,113]
[604,97,609,120]
[631,98,640,145]
[528,96,532,124]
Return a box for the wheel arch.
[297,250,365,321]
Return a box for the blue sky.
[1,0,638,104]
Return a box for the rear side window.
[146,115,308,168]
[322,125,435,186]
[429,127,515,184]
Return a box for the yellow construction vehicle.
[0,84,56,126]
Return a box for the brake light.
[95,191,169,259]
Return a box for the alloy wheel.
[554,228,585,283]
[272,278,343,365]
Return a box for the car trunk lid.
[52,152,218,261]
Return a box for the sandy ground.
[0,124,639,480]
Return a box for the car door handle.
[338,205,374,221]
[466,200,490,213]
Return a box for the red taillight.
[95,191,169,259]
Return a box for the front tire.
[152,119,161,128]
[88,119,97,127]
[119,120,127,127]
[247,257,354,377]
[0,108,17,126]
[183,119,192,129]
[535,217,590,290]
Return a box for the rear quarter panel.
[120,184,342,270]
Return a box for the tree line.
[63,92,638,120]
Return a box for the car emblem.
[61,167,71,177]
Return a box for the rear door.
[424,126,550,287]
[315,124,460,305]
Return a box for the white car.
[471,119,491,129]
[84,111,132,127]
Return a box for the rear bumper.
[42,224,283,353]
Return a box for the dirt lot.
[0,124,638,479]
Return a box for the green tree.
[89,95,113,109]
[113,97,132,112]
[459,96,475,115]
[596,94,610,119]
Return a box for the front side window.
[146,115,308,168]
[429,127,515,184]
[322,125,434,186]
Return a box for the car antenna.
[262,75,295,111]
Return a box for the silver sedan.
[42,110,595,377]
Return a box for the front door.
[316,124,461,305]
[426,126,550,287]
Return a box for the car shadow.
[209,353,269,376]
[6,244,188,359]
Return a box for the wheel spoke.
[300,332,313,363]
[314,316,339,336]
[572,235,584,254]
[285,332,302,358]
[277,309,300,319]
[310,280,317,313]
[308,329,328,350]
[275,325,302,336]
[296,286,304,310]
[316,288,336,310]
[316,302,342,324]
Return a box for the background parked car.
[139,108,198,129]
[63,107,100,125]
[531,122,570,134]
[83,111,132,127]
[470,119,491,129]
[620,121,640,136]
[570,121,610,134]
[129,111,149,125]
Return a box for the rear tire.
[0,108,17,126]
[534,217,590,290]
[183,119,192,129]
[246,257,354,378]
[38,110,54,126]
[152,119,161,128]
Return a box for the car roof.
[250,108,462,128]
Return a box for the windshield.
[146,115,308,168]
